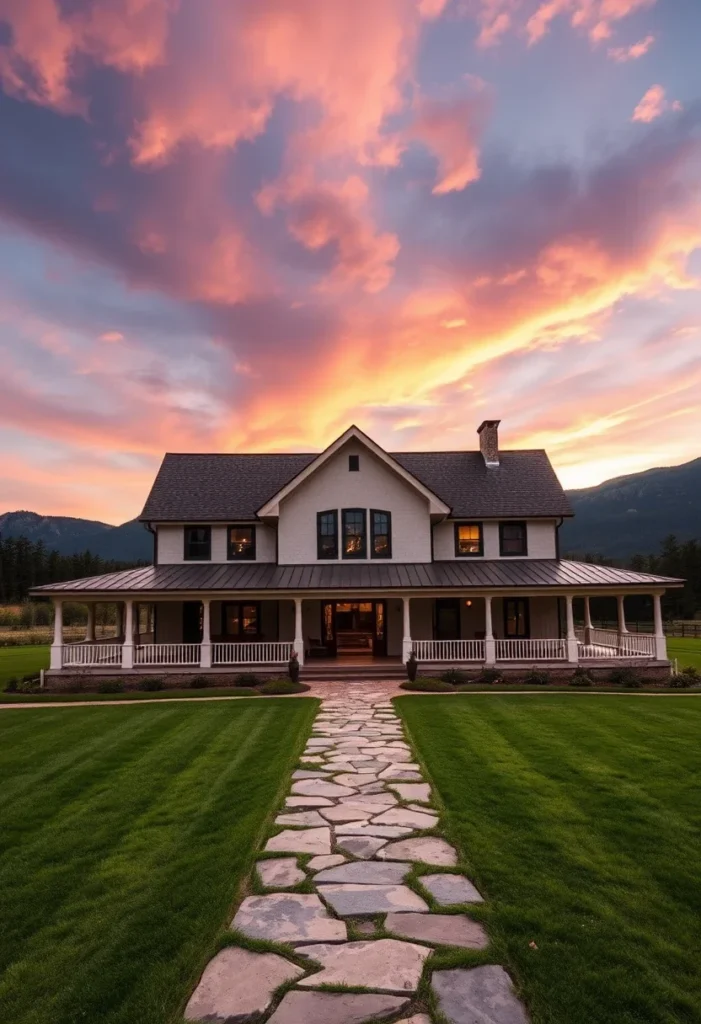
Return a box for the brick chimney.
[477,419,501,467]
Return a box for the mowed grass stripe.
[398,695,701,1024]
[0,699,317,1024]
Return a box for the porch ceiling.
[30,558,683,596]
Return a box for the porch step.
[302,663,405,681]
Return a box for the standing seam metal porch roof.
[30,560,683,594]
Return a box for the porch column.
[86,602,96,642]
[50,599,63,670]
[484,595,496,666]
[583,595,593,645]
[294,597,305,666]
[402,596,412,662]
[653,593,667,661]
[122,598,134,669]
[617,595,628,635]
[200,598,212,668]
[565,594,578,663]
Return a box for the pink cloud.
[632,85,682,123]
[607,33,655,61]
[411,79,493,194]
[526,0,656,46]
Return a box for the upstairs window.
[499,521,528,556]
[317,510,338,559]
[342,508,366,558]
[348,454,360,471]
[228,525,256,560]
[371,509,392,558]
[455,522,483,557]
[184,525,211,561]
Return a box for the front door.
[320,601,387,657]
[182,601,202,644]
[504,597,530,638]
[435,598,461,641]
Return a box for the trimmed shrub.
[608,667,642,689]
[475,668,503,686]
[136,677,165,691]
[288,652,300,683]
[401,677,454,692]
[569,667,593,687]
[189,675,211,689]
[440,668,470,686]
[406,652,418,682]
[523,667,551,686]
[234,672,262,687]
[4,677,19,692]
[258,678,309,695]
[98,679,124,694]
[669,667,700,689]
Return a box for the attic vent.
[349,454,359,471]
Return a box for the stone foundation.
[42,669,284,692]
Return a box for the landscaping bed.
[2,672,309,700]
[401,664,700,692]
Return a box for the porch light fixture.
[465,599,472,607]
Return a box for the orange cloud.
[607,33,655,61]
[526,0,656,45]
[632,85,682,123]
[411,79,493,194]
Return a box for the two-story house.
[34,421,681,679]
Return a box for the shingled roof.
[139,448,573,522]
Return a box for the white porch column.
[50,599,63,669]
[583,595,593,644]
[484,595,496,666]
[402,596,412,662]
[200,598,212,668]
[565,594,579,663]
[86,602,96,642]
[653,593,667,661]
[617,594,628,636]
[294,597,305,666]
[122,598,134,669]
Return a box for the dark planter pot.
[406,653,418,682]
[288,653,300,683]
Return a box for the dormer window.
[348,454,359,471]
[317,510,338,559]
[184,525,211,561]
[342,508,366,558]
[371,510,391,558]
[228,525,256,560]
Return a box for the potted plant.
[406,651,418,682]
[288,650,300,683]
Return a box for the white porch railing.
[133,644,200,666]
[579,627,656,659]
[61,643,122,667]
[212,642,293,665]
[496,638,568,661]
[412,639,485,662]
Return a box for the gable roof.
[140,446,573,522]
[256,425,450,518]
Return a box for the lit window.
[342,508,366,558]
[317,510,338,559]
[224,602,260,636]
[454,523,483,557]
[499,522,528,556]
[184,525,211,561]
[228,525,256,560]
[371,510,392,558]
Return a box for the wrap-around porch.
[49,590,669,671]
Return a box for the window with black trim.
[342,508,366,558]
[499,521,528,556]
[454,522,483,557]
[228,525,256,560]
[184,525,211,561]
[371,509,391,558]
[348,454,359,471]
[317,510,338,559]
[222,602,260,637]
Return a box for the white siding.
[156,523,277,564]
[277,439,432,564]
[433,519,558,561]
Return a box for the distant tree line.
[575,535,701,621]
[0,536,146,604]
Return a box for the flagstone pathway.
[185,687,529,1024]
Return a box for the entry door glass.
[504,598,529,638]
[435,599,460,641]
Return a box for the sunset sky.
[1,0,700,525]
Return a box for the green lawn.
[667,637,701,670]
[398,695,701,1024]
[0,699,317,1024]
[0,645,49,687]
